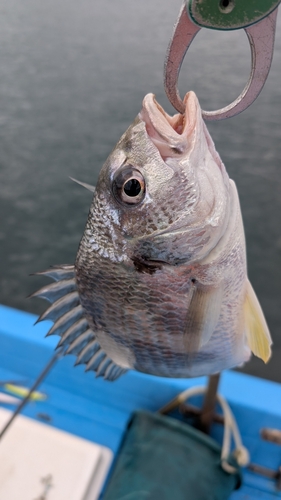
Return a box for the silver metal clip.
[164,4,278,120]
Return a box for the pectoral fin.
[244,279,272,363]
[184,284,223,352]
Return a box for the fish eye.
[123,178,141,197]
[112,165,145,206]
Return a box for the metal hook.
[164,4,278,120]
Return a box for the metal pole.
[198,373,221,433]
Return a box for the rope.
[161,385,249,473]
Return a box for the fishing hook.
[164,4,278,120]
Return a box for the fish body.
[34,92,271,380]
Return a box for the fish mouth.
[139,92,226,176]
[139,91,200,158]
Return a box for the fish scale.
[75,248,231,377]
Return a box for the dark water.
[0,0,280,382]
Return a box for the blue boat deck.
[0,304,281,499]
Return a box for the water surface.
[0,0,280,381]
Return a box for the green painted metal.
[188,0,280,30]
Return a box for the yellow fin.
[244,279,272,363]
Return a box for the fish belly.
[75,249,249,378]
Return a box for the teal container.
[103,411,241,500]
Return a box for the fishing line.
[0,348,64,441]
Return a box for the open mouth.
[139,92,198,158]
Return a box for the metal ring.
[164,4,278,120]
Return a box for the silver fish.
[33,92,272,380]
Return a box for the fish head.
[84,91,230,268]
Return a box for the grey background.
[0,0,280,381]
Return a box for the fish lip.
[139,91,200,159]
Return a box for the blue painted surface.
[0,304,281,499]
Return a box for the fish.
[32,91,272,381]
